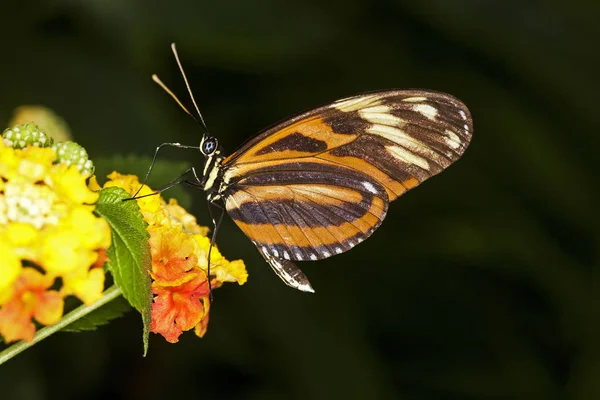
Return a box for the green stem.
[0,285,123,366]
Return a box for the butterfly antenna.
[170,42,209,134]
[151,74,197,121]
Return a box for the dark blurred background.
[1,0,598,399]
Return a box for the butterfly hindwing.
[224,164,388,262]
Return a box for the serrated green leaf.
[94,154,192,209]
[93,186,152,355]
[61,296,132,332]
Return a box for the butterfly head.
[200,135,219,157]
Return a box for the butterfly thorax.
[201,149,224,196]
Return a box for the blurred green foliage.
[0,0,598,399]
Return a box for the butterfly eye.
[201,137,218,155]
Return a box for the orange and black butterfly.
[141,44,473,293]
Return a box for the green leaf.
[61,296,132,332]
[94,154,192,209]
[93,186,152,355]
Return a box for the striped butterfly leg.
[206,199,226,302]
[257,247,314,293]
[133,142,200,198]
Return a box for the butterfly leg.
[206,200,225,302]
[133,142,200,197]
[128,167,200,200]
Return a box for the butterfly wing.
[224,163,389,261]
[219,90,472,286]
[222,89,472,201]
[224,164,388,292]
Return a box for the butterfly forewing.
[218,90,472,267]
[222,90,471,199]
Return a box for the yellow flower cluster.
[0,140,110,342]
[93,172,247,342]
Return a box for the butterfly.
[140,44,473,293]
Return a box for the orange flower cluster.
[95,173,247,342]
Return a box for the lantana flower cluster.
[92,172,248,343]
[0,124,110,343]
[0,119,247,347]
